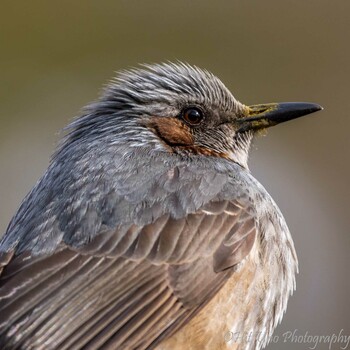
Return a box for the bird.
[0,62,322,350]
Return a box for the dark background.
[0,1,349,349]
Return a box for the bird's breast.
[156,256,259,350]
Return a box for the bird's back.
[0,154,297,350]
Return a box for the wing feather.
[0,196,257,349]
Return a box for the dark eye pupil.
[183,108,203,125]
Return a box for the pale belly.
[156,257,257,350]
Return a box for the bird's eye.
[182,107,204,126]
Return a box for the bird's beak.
[237,102,323,133]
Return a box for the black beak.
[237,102,323,133]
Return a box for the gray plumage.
[0,62,318,350]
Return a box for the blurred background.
[0,1,349,349]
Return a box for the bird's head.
[67,63,322,169]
